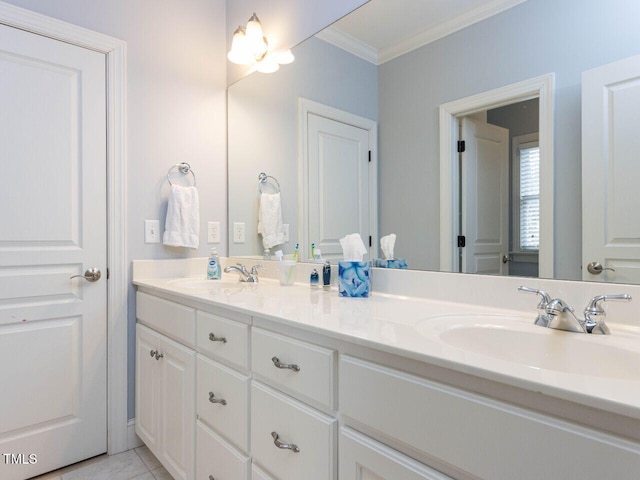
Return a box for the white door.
[0,24,107,480]
[582,55,640,283]
[460,117,509,275]
[307,113,371,261]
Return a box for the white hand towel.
[163,184,200,249]
[258,192,285,249]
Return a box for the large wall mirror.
[228,0,640,284]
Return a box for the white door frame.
[439,73,555,279]
[0,1,129,454]
[298,98,378,261]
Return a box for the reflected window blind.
[519,146,540,250]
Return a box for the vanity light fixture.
[227,12,294,73]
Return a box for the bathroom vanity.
[133,258,640,480]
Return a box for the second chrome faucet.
[518,286,632,335]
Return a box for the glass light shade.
[273,50,295,65]
[256,55,280,74]
[245,13,267,58]
[227,26,253,64]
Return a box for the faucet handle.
[518,286,551,309]
[235,263,248,274]
[250,264,262,275]
[583,294,631,334]
[585,294,632,313]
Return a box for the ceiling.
[316,0,527,65]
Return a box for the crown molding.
[316,25,378,65]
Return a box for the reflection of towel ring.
[167,162,197,186]
[258,172,280,194]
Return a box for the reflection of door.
[582,55,640,283]
[0,24,107,479]
[305,110,373,261]
[460,117,509,275]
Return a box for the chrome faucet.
[224,263,261,283]
[518,286,632,334]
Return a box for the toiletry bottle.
[310,268,319,289]
[323,261,331,290]
[207,248,221,280]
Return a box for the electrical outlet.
[144,220,160,244]
[233,222,245,243]
[207,221,221,243]
[283,224,290,242]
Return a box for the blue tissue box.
[338,261,371,297]
[373,258,408,269]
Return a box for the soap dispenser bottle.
[322,261,331,290]
[207,248,221,280]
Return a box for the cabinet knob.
[209,476,215,480]
[208,333,227,343]
[271,431,300,453]
[154,351,163,360]
[271,356,300,372]
[208,391,227,406]
[149,349,156,358]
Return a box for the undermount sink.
[418,314,640,380]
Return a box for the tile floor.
[30,446,174,480]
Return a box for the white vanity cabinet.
[135,323,195,480]
[339,355,640,480]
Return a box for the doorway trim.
[298,97,378,261]
[0,1,129,454]
[439,73,555,278]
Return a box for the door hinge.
[106,268,110,280]
[457,235,466,248]
[369,235,372,247]
[368,150,372,163]
[457,140,466,153]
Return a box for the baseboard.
[127,419,143,450]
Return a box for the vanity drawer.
[252,327,335,410]
[340,355,640,480]
[136,291,195,346]
[196,354,249,451]
[251,382,337,480]
[196,420,250,480]
[251,464,276,480]
[196,310,249,370]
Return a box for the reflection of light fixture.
[227,12,295,73]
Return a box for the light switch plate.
[207,221,221,243]
[233,222,245,243]
[145,220,160,244]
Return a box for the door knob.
[502,255,512,264]
[70,267,102,282]
[586,262,615,275]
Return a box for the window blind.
[519,146,540,251]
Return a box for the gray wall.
[3,0,228,419]
[228,36,378,258]
[378,0,640,279]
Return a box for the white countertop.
[133,265,640,422]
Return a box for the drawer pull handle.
[271,431,300,453]
[150,350,163,360]
[208,392,227,405]
[271,356,300,372]
[209,333,227,343]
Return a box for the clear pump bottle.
[207,248,221,280]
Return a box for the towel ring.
[167,162,196,186]
[258,172,280,194]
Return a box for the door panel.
[461,117,509,275]
[582,55,640,283]
[0,23,107,479]
[307,113,371,261]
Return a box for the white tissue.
[339,233,368,261]
[380,234,396,260]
